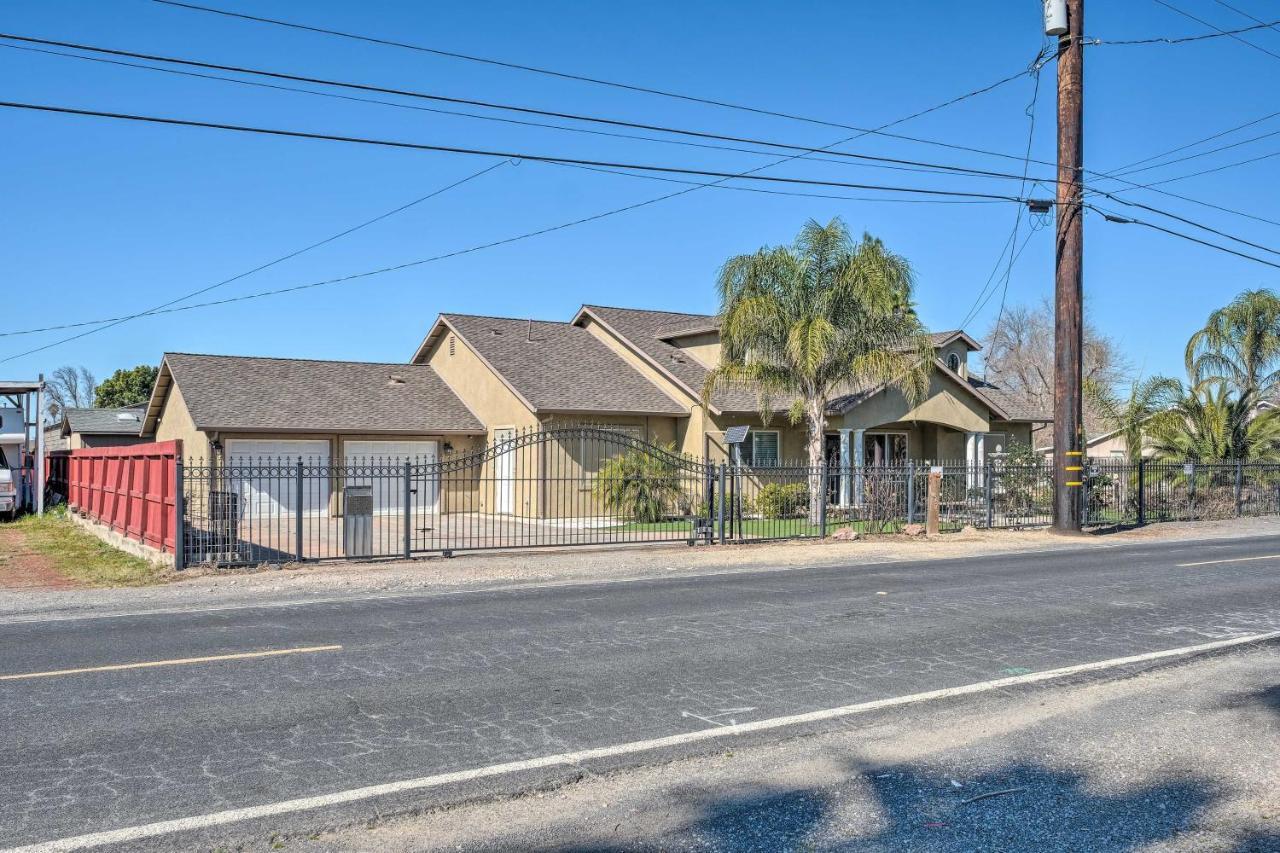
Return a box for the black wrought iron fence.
[175,429,1280,568]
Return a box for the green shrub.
[594,445,681,523]
[756,482,808,518]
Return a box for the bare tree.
[981,299,1130,435]
[46,365,97,419]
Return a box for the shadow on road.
[554,759,1221,852]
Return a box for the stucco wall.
[835,372,991,435]
[152,382,207,460]
[420,326,539,435]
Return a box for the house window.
[947,352,961,372]
[1110,450,1125,459]
[864,432,908,465]
[740,430,780,467]
[574,424,644,472]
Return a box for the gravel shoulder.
[3,515,1280,622]
[304,641,1280,852]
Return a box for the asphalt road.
[3,534,1280,850]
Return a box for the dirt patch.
[0,525,82,590]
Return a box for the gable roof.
[419,314,687,416]
[143,353,484,435]
[929,330,983,351]
[573,305,773,414]
[61,406,145,437]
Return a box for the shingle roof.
[967,378,1051,422]
[62,406,145,437]
[441,314,687,415]
[579,305,774,413]
[153,353,484,434]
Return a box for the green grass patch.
[11,508,169,587]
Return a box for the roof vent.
[116,413,138,422]
[387,373,406,386]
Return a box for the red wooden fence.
[66,440,181,554]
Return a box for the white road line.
[1177,554,1280,567]
[8,630,1279,853]
[0,645,342,681]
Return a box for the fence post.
[295,458,304,563]
[819,458,828,539]
[983,463,994,529]
[173,457,185,571]
[1235,459,1244,517]
[906,461,915,525]
[717,463,726,545]
[1188,462,1197,519]
[1137,458,1146,526]
[403,460,412,559]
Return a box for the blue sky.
[3,0,1278,385]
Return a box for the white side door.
[224,439,331,518]
[343,440,439,514]
[492,429,515,514]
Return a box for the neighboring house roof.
[929,329,983,350]
[61,406,145,437]
[574,305,773,414]
[142,353,485,435]
[419,314,687,416]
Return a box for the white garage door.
[224,439,331,518]
[343,440,439,514]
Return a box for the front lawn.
[8,509,169,587]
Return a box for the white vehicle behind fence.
[0,406,23,518]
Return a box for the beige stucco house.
[141,304,1048,518]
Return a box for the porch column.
[965,432,985,489]
[852,428,866,507]
[838,429,852,506]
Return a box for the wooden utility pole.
[1053,0,1084,533]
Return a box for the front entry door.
[493,428,516,514]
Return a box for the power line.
[23,29,1272,238]
[0,160,511,351]
[150,0,1064,171]
[959,50,1047,332]
[1104,126,1280,179]
[1099,108,1280,175]
[1086,16,1280,44]
[0,33,1058,187]
[1212,0,1280,34]
[4,54,1055,360]
[1,167,1006,342]
[0,42,1004,185]
[1091,189,1280,257]
[1107,147,1280,190]
[1089,203,1280,271]
[0,100,1038,202]
[1149,0,1280,62]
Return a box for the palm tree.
[1088,375,1182,463]
[1147,381,1280,462]
[704,218,934,522]
[1185,288,1280,399]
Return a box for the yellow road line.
[1176,554,1280,568]
[0,645,342,681]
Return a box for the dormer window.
[947,352,961,372]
